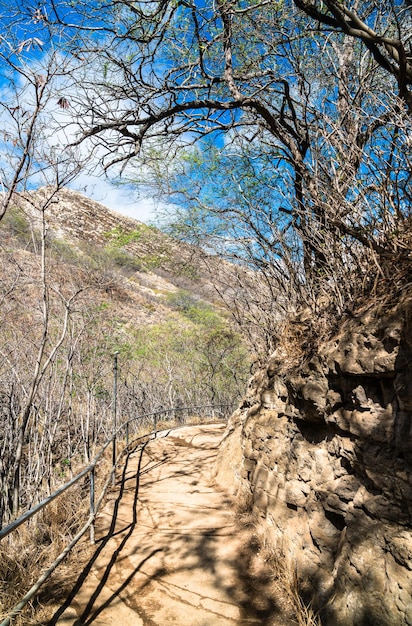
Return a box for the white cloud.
[0,53,173,226]
[67,172,159,224]
[44,96,163,225]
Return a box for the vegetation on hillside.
[1,2,410,623]
[0,203,250,528]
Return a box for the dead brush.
[0,482,87,625]
[156,418,178,430]
[186,414,202,425]
[0,527,40,622]
[258,534,321,626]
[235,485,255,516]
[0,450,113,625]
[236,505,322,626]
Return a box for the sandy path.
[48,424,288,626]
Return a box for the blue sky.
[0,1,161,225]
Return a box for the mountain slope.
[0,187,251,528]
[19,187,233,311]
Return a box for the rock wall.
[216,301,412,625]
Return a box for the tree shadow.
[47,426,288,626]
[47,438,165,625]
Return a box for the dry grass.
[156,418,179,430]
[236,504,322,626]
[0,487,85,624]
[0,452,112,625]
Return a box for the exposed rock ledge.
[216,300,412,626]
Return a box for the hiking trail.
[48,424,291,626]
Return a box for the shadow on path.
[47,426,290,626]
[48,439,164,625]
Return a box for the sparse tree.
[293,0,412,110]
[53,0,411,339]
[0,4,89,520]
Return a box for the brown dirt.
[45,424,293,626]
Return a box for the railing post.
[89,467,95,544]
[112,351,119,483]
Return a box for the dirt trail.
[48,424,290,626]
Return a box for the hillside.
[1,186,257,333]
[15,187,233,318]
[7,187,278,357]
[0,187,251,529]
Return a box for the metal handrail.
[0,441,111,542]
[0,403,234,626]
[0,403,233,540]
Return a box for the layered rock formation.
[217,300,412,625]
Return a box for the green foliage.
[132,306,250,406]
[102,224,167,272]
[93,382,110,400]
[105,247,143,273]
[103,224,154,247]
[140,253,164,270]
[166,290,222,326]
[48,237,80,266]
[173,261,201,282]
[166,289,198,312]
[2,206,32,244]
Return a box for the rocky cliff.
[216,298,412,625]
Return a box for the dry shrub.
[0,451,113,625]
[236,507,322,626]
[0,481,89,624]
[185,414,202,425]
[235,484,254,516]
[156,418,178,430]
[186,414,225,425]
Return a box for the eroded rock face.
[216,302,412,625]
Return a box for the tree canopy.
[1,0,411,329]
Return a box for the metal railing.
[0,403,234,626]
